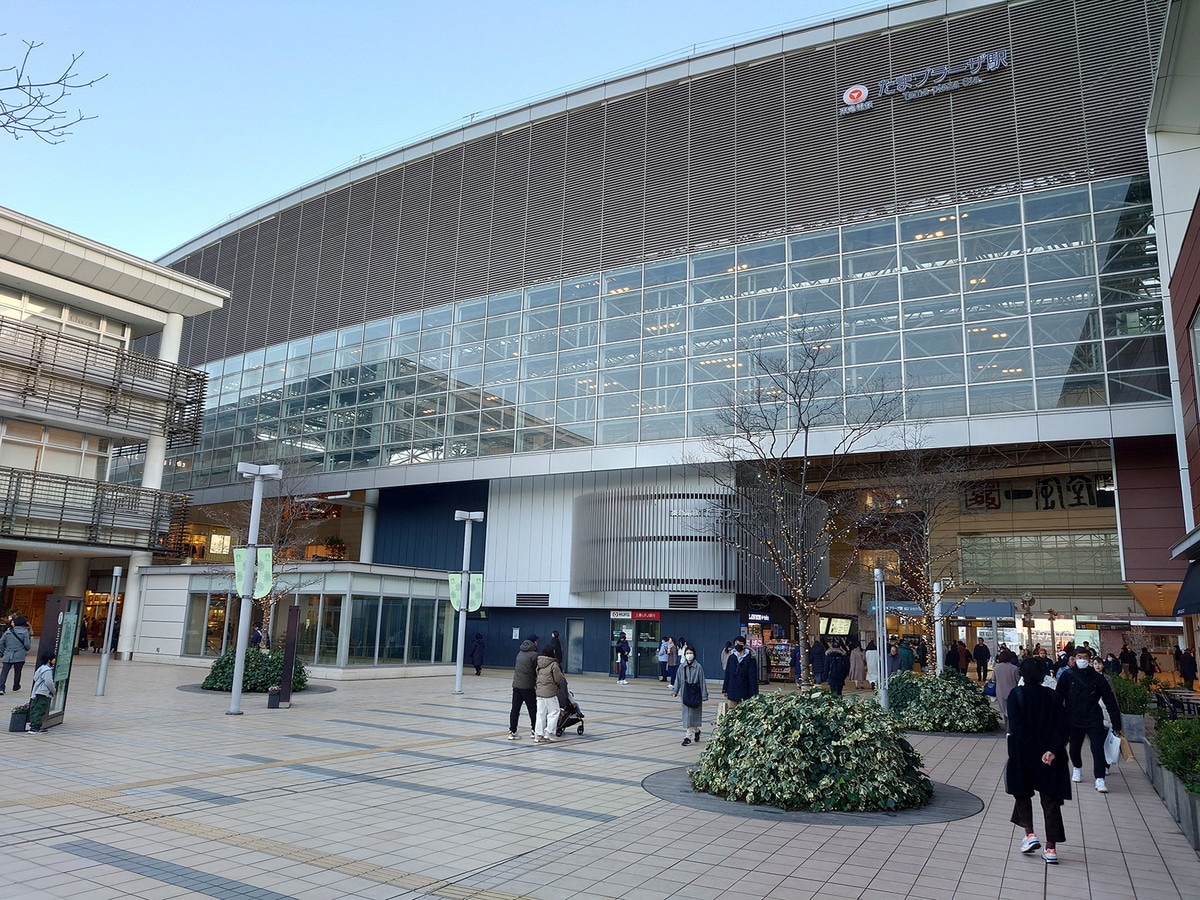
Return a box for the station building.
[120,0,1199,677]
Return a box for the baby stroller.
[555,679,585,736]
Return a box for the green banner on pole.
[449,573,483,611]
[233,548,274,599]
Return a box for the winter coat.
[723,651,759,701]
[672,658,709,703]
[1139,648,1155,677]
[886,650,903,676]
[809,642,826,677]
[897,643,914,671]
[468,636,486,667]
[1005,683,1071,801]
[512,640,539,690]
[31,662,56,699]
[848,646,867,682]
[994,660,1020,719]
[973,642,991,665]
[1056,664,1121,732]
[666,642,679,667]
[534,654,565,698]
[1,625,31,663]
[824,647,849,687]
[1180,651,1197,684]
[657,640,670,663]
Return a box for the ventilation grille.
[515,593,551,607]
[165,0,1167,368]
[668,594,700,609]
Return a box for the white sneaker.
[1095,778,1108,793]
[1019,834,1041,854]
[1071,767,1082,783]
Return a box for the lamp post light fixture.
[453,510,484,695]
[874,567,888,711]
[932,580,944,675]
[228,462,283,716]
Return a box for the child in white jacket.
[28,652,56,734]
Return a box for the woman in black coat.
[1005,658,1071,864]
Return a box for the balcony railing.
[0,317,207,446]
[0,465,190,555]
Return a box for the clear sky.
[3,1,873,262]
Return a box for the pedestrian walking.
[993,649,1020,731]
[507,635,539,740]
[469,633,486,676]
[672,645,708,745]
[614,632,631,684]
[27,651,57,734]
[1006,658,1072,865]
[665,636,679,686]
[810,638,826,684]
[722,636,758,706]
[541,630,563,665]
[533,649,566,743]
[1181,648,1198,690]
[657,637,670,682]
[0,615,32,695]
[848,642,867,689]
[1056,647,1121,793]
[974,638,992,681]
[825,640,849,696]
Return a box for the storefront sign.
[610,611,631,619]
[747,612,771,623]
[840,48,1010,116]
[631,610,660,620]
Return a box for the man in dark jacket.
[973,638,992,681]
[722,637,758,705]
[1056,647,1121,793]
[810,639,826,684]
[1181,647,1198,690]
[507,635,539,739]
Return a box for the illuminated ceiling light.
[991,332,1008,339]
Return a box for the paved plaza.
[2,655,1197,899]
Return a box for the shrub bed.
[1111,674,1150,716]
[688,690,933,812]
[888,669,1000,733]
[201,649,308,693]
[1155,717,1200,792]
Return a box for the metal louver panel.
[515,593,551,607]
[601,92,648,270]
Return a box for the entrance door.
[611,618,633,678]
[565,618,584,675]
[635,620,660,679]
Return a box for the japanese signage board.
[840,48,1011,116]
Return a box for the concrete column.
[359,489,380,563]
[64,556,91,596]
[115,551,151,659]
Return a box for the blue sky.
[3,1,870,262]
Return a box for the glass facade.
[152,175,1165,492]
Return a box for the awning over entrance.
[1173,561,1200,617]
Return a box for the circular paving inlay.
[642,767,983,826]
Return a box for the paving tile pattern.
[2,657,1197,899]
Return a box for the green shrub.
[1111,674,1150,715]
[689,690,933,812]
[201,649,308,693]
[1155,717,1200,793]
[888,669,1000,733]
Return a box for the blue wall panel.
[374,481,489,571]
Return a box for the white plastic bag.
[1103,728,1122,765]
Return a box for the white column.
[359,489,379,563]
[64,556,90,596]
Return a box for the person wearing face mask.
[722,637,759,707]
[671,647,708,745]
[1055,647,1121,793]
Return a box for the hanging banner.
[449,573,484,611]
[232,548,274,599]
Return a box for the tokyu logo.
[842,84,869,105]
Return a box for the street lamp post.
[1020,590,1035,654]
[932,581,944,675]
[874,567,888,711]
[453,510,484,695]
[1047,609,1059,653]
[95,565,122,696]
[227,462,282,716]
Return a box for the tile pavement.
[1,654,1196,899]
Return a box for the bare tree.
[2,36,105,142]
[694,326,901,686]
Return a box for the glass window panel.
[419,347,451,371]
[644,306,686,334]
[1108,368,1170,404]
[789,257,841,288]
[1091,174,1151,211]
[689,381,731,408]
[690,354,739,383]
[844,276,898,308]
[554,324,596,352]
[1036,375,1107,409]
[451,342,485,369]
[601,316,642,343]
[348,596,380,664]
[905,355,965,388]
[523,283,561,310]
[739,319,789,347]
[689,274,736,303]
[484,336,521,363]
[520,355,558,380]
[597,418,639,445]
[962,227,1023,261]
[1105,335,1168,371]
[601,340,641,368]
[901,236,960,269]
[1097,238,1157,275]
[522,329,558,356]
[690,299,735,330]
[738,265,786,297]
[560,298,598,326]
[689,327,737,358]
[406,598,436,663]
[968,381,1034,414]
[904,326,963,358]
[643,283,687,312]
[966,320,1028,352]
[690,247,737,278]
[965,286,1028,320]
[316,596,341,665]
[479,432,516,455]
[1099,273,1161,307]
[1031,310,1100,345]
[641,335,686,363]
[422,306,451,329]
[1027,247,1095,283]
[482,358,519,387]
[968,348,1031,382]
[845,303,899,336]
[1025,216,1092,252]
[603,265,643,295]
[555,423,595,447]
[561,275,600,302]
[312,332,336,353]
[640,413,686,441]
[378,598,409,661]
[391,313,420,336]
[558,372,598,398]
[964,257,1025,292]
[902,296,962,329]
[738,238,786,269]
[790,284,841,315]
[557,346,597,373]
[517,426,556,453]
[1093,206,1154,244]
[480,404,516,431]
[789,229,840,260]
[602,290,642,318]
[737,290,787,323]
[644,257,688,287]
[842,219,896,252]
[391,333,420,357]
[906,386,967,418]
[1034,342,1102,376]
[901,268,960,301]
[599,392,641,419]
[899,209,960,243]
[454,297,488,323]
[556,397,595,423]
[1028,279,1097,314]
[959,196,1022,232]
[486,313,521,339]
[600,367,640,393]
[488,289,522,316]
[844,334,900,364]
[1103,304,1164,337]
[1024,185,1090,222]
[523,306,558,331]
[845,361,901,392]
[518,378,556,404]
[518,400,556,424]
[843,247,898,279]
[640,385,685,413]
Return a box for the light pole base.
[224,710,244,716]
